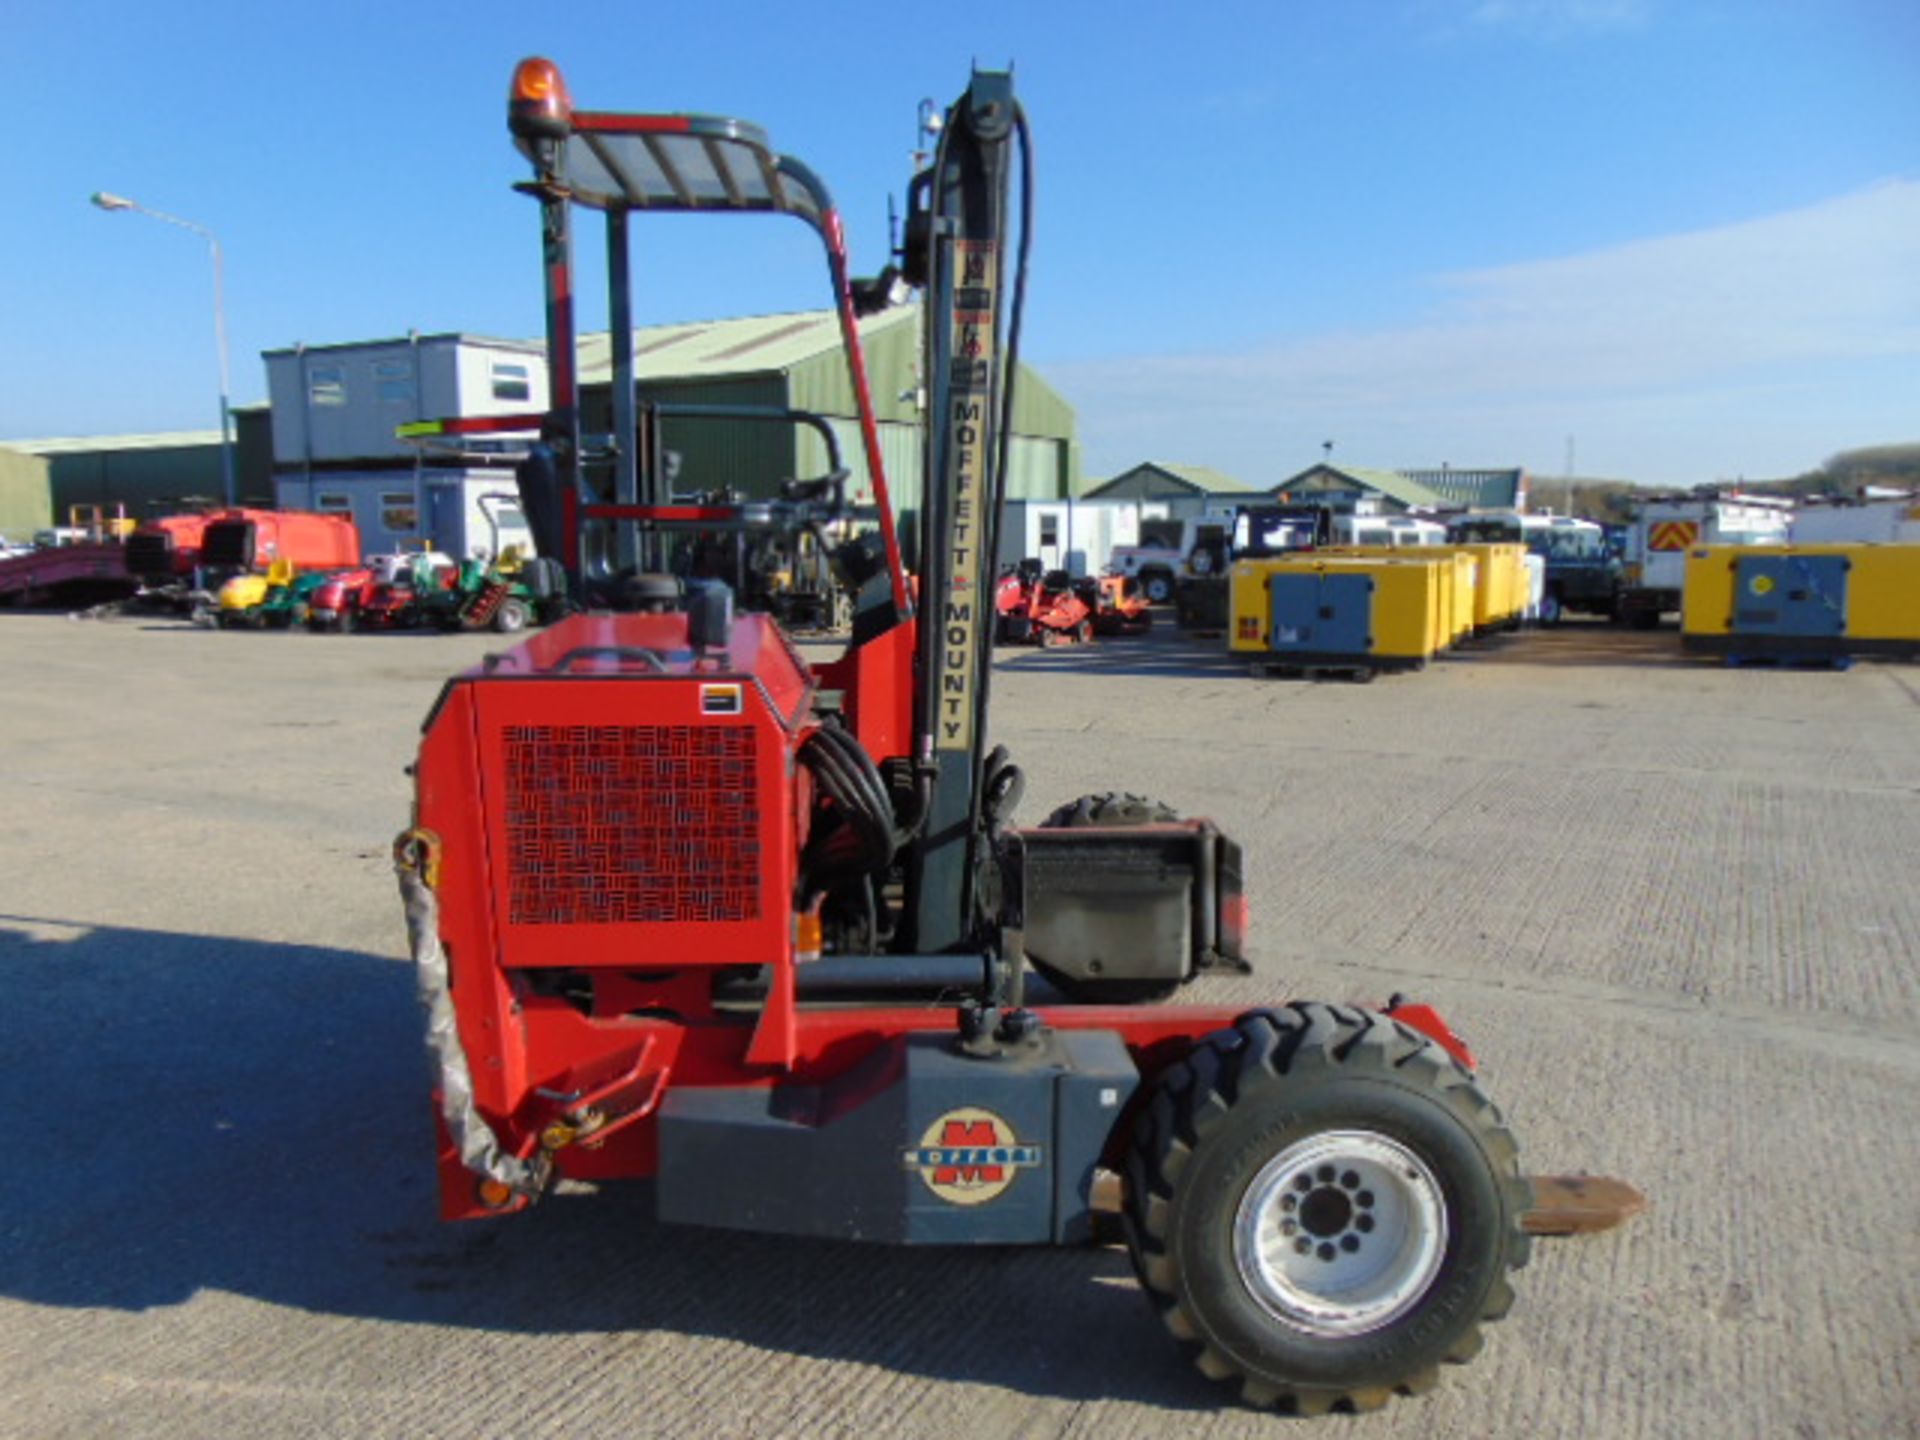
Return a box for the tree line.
[1547,443,1920,522]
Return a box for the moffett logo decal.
[904,1107,1042,1206]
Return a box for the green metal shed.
[0,446,53,541]
[3,420,278,523]
[577,305,1080,520]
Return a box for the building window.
[1038,515,1060,548]
[315,492,354,514]
[308,365,346,407]
[381,491,419,533]
[373,359,416,404]
[491,361,532,402]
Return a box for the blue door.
[1732,555,1848,637]
[1269,572,1373,656]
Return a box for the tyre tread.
[1122,1002,1528,1412]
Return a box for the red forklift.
[397,58,1634,1415]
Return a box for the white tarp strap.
[395,832,548,1197]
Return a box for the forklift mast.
[903,71,1029,954]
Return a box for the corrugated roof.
[1275,464,1449,510]
[4,431,225,455]
[1087,461,1257,497]
[260,333,544,359]
[576,306,919,384]
[1153,462,1257,494]
[1398,467,1524,509]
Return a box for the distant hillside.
[1745,443,1920,499]
[1532,444,1920,521]
[1530,477,1649,524]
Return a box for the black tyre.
[1122,1004,1530,1415]
[1539,591,1563,627]
[1032,791,1184,1003]
[1040,790,1179,828]
[492,596,529,634]
[1142,570,1173,604]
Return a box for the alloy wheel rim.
[1231,1129,1448,1337]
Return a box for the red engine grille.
[502,724,761,925]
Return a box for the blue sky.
[4,0,1914,486]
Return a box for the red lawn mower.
[994,560,1094,645]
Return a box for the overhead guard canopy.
[517,112,830,232]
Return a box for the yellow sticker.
[1749,574,1775,596]
[700,684,743,715]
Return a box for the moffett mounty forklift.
[395,57,1639,1415]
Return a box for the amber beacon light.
[509,57,573,138]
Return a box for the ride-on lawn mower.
[395,58,1639,1415]
[994,561,1094,645]
[1087,572,1153,635]
[214,558,334,628]
[417,551,568,635]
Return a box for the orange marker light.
[795,912,823,964]
[508,56,573,137]
[476,1178,517,1210]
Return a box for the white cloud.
[1045,179,1920,485]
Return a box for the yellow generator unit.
[1231,556,1444,677]
[1446,543,1528,634]
[1682,544,1920,665]
[1322,547,1478,647]
[1326,543,1525,635]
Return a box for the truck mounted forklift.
[395,57,1635,1415]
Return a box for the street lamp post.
[91,191,236,508]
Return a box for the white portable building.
[263,334,547,560]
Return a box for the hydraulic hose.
[799,719,901,894]
[992,104,1033,534]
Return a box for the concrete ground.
[2,610,1916,1438]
